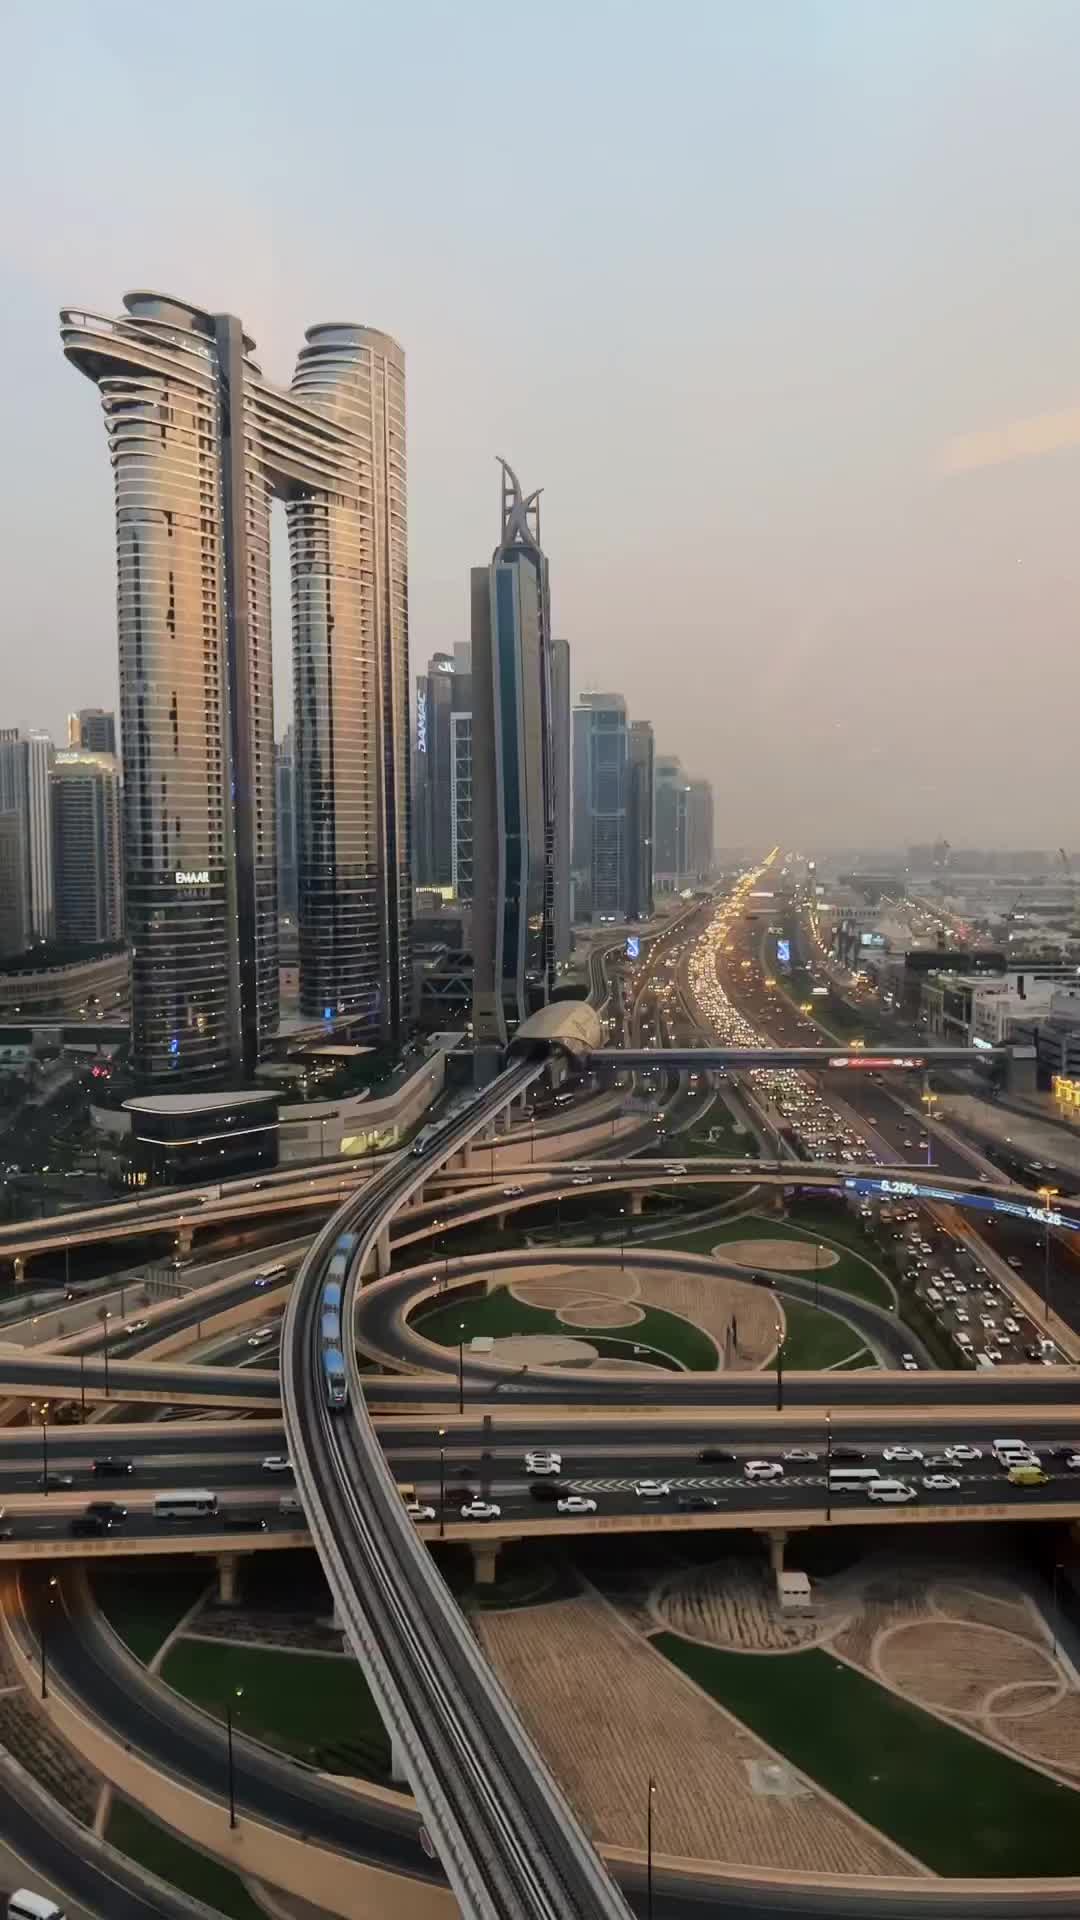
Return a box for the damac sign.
[175,870,210,886]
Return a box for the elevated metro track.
[590,1045,1006,1068]
[283,1060,633,1920]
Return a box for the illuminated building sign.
[626,936,640,960]
[1053,1075,1080,1111]
[417,687,428,753]
[175,870,210,886]
[844,1175,1075,1232]
[828,1055,925,1070]
[776,939,791,966]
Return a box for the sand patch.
[876,1619,1057,1718]
[717,1238,840,1273]
[482,1334,598,1367]
[558,1302,643,1329]
[656,1559,853,1652]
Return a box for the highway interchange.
[5,874,1080,1917]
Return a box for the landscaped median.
[652,1634,1080,1877]
[413,1285,719,1372]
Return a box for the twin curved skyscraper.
[61,292,410,1083]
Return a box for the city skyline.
[7,3,1080,846]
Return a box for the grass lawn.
[660,1213,894,1310]
[414,1288,718,1371]
[779,1296,868,1369]
[94,1561,208,1664]
[107,1800,265,1920]
[653,1635,1080,1877]
[161,1638,391,1781]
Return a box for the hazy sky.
[5,0,1080,849]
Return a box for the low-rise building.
[0,943,128,1020]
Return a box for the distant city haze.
[4,0,1080,847]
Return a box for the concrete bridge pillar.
[216,1552,241,1605]
[175,1224,193,1258]
[765,1529,786,1576]
[375,1227,392,1279]
[494,1211,507,1231]
[471,1541,500,1586]
[390,1733,410,1785]
[629,1190,644,1216]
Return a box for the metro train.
[320,1235,355,1409]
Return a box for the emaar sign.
[175,870,210,886]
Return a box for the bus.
[826,1467,880,1491]
[154,1490,218,1521]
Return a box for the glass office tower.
[62,294,410,1079]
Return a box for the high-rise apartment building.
[687,777,714,880]
[573,694,629,921]
[471,460,558,1043]
[0,729,54,944]
[68,708,117,756]
[450,711,474,901]
[0,816,27,956]
[654,755,689,890]
[626,720,655,920]
[63,292,410,1080]
[550,637,572,966]
[415,649,472,890]
[275,728,297,920]
[51,749,123,945]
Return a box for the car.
[634,1479,672,1497]
[525,1451,562,1475]
[867,1479,918,1504]
[980,1314,999,1330]
[1004,1317,1021,1335]
[247,1328,275,1347]
[663,1163,688,1176]
[698,1447,737,1464]
[744,1460,784,1481]
[1008,1464,1049,1487]
[831,1445,865,1462]
[882,1446,923,1463]
[955,1309,971,1325]
[44,1474,74,1490]
[223,1513,269,1531]
[570,1175,592,1186]
[944,1444,982,1463]
[253,1275,275,1289]
[502,1184,526,1198]
[922,1473,961,1491]
[260,1456,293,1473]
[1007,1256,1024,1270]
[940,1268,956,1282]
[557,1496,597,1515]
[404,1500,436,1522]
[1065,1454,1080,1471]
[900,1354,919,1372]
[122,1320,149,1336]
[460,1500,501,1520]
[85,1501,127,1520]
[677,1493,719,1512]
[782,1448,818,1462]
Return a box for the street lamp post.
[40,1575,58,1700]
[36,1402,49,1493]
[226,1686,244,1829]
[102,1310,111,1397]
[79,1353,86,1422]
[457,1323,465,1416]
[438,1430,446,1539]
[825,1409,832,1523]
[1038,1188,1059,1326]
[1053,1561,1063,1664]
[774,1317,784,1412]
[646,1775,656,1920]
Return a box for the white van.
[8,1893,66,1920]
[867,1478,917,1504]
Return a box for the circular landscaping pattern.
[716,1238,840,1273]
[875,1619,1060,1718]
[558,1301,644,1328]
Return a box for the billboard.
[776,939,791,967]
[859,931,886,948]
[844,1175,1075,1232]
[828,1055,925,1069]
[625,935,640,960]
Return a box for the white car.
[922,1473,961,1492]
[570,1174,592,1186]
[1065,1454,1080,1471]
[260,1455,293,1473]
[123,1320,149,1336]
[557,1496,597,1515]
[882,1446,923,1463]
[744,1460,784,1481]
[502,1185,525,1198]
[900,1354,918,1372]
[1004,1317,1021,1335]
[634,1479,671,1497]
[980,1315,999,1331]
[867,1479,918,1504]
[460,1500,501,1520]
[954,1310,970,1324]
[248,1328,275,1347]
[405,1500,436,1522]
[782,1448,818,1462]
[944,1444,982,1463]
[525,1451,562,1475]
